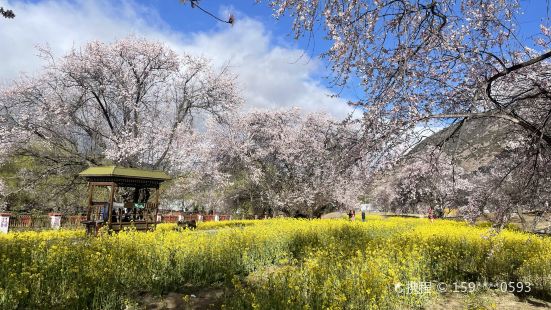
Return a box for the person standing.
[361,204,367,222]
[428,207,434,223]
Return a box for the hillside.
[369,117,518,214]
[406,118,516,172]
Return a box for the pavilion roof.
[79,166,171,181]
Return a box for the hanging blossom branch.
[0,7,15,19]
[180,0,234,25]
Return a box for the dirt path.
[139,287,226,310]
[427,292,551,310]
[139,289,551,309]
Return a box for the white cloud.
[0,1,170,78]
[0,0,356,119]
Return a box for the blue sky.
[149,1,328,51]
[0,0,549,120]
[120,0,551,105]
[0,0,358,118]
[145,0,551,56]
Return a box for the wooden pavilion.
[79,166,171,235]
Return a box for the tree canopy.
[170,109,371,217]
[264,0,551,222]
[0,37,241,211]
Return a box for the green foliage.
[0,155,87,213]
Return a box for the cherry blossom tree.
[0,37,240,168]
[373,127,551,229]
[464,136,551,230]
[0,37,241,210]
[265,0,550,141]
[172,109,374,217]
[265,0,551,223]
[373,150,471,216]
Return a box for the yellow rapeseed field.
[0,216,549,309]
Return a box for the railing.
[203,215,216,222]
[161,215,179,223]
[170,214,233,222]
[218,215,231,221]
[181,214,202,221]
[9,215,50,230]
[89,202,160,222]
[61,215,87,228]
[4,213,232,232]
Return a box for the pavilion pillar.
[107,183,117,227]
[133,187,141,203]
[154,186,160,224]
[87,184,94,221]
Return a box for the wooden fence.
[5,214,231,231]
[9,215,50,230]
[8,215,87,230]
[62,215,88,228]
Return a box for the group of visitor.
[348,205,368,222]
[112,207,145,222]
